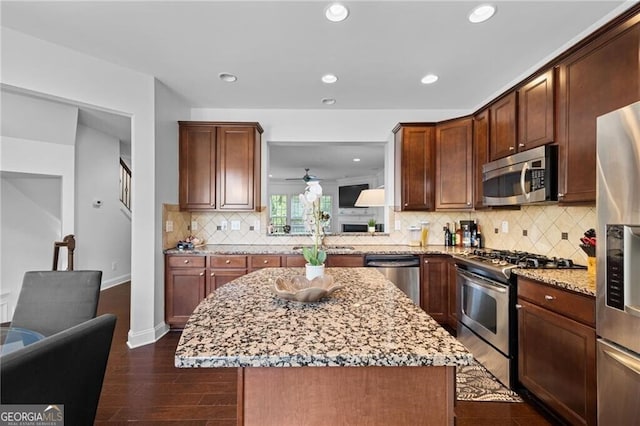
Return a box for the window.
[269,193,333,234]
[119,159,131,211]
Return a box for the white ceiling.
[1,0,634,111]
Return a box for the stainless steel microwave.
[482,145,558,206]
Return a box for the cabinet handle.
[518,143,525,148]
[210,272,215,277]
[199,272,204,276]
[424,260,429,264]
[515,304,523,309]
[558,193,565,198]
[263,260,269,264]
[467,202,471,206]
[404,203,408,207]
[544,295,556,301]
[509,146,515,151]
[184,259,190,264]
[225,259,231,264]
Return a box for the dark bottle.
[471,220,478,247]
[476,225,484,248]
[444,223,452,246]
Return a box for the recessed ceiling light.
[322,74,338,84]
[468,4,496,23]
[353,158,361,162]
[421,74,439,85]
[325,3,349,22]
[321,98,336,105]
[218,72,237,82]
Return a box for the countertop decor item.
[271,274,342,303]
[299,181,330,277]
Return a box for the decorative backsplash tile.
[164,204,595,264]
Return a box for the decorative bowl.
[272,274,343,303]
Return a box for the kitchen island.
[175,267,472,426]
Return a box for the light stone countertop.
[513,269,596,297]
[175,267,473,368]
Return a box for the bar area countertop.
[513,269,596,297]
[175,267,472,368]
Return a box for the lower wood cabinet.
[420,256,449,324]
[165,255,207,329]
[517,277,596,425]
[326,255,364,267]
[447,260,458,329]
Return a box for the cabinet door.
[217,126,259,210]
[420,256,448,323]
[518,69,555,150]
[165,267,206,328]
[518,298,596,425]
[473,109,490,209]
[179,124,216,210]
[435,117,473,210]
[207,269,247,293]
[489,92,517,161]
[447,261,458,329]
[557,20,639,203]
[394,125,435,211]
[326,255,364,267]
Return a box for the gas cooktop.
[454,249,586,281]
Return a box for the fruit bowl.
[271,274,342,303]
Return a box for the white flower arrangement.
[299,181,330,266]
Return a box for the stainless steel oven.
[457,267,513,387]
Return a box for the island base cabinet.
[518,298,596,425]
[238,366,455,426]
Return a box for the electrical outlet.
[501,221,509,233]
[111,261,117,271]
[231,220,241,231]
[165,220,173,232]
[395,220,401,231]
[191,221,198,231]
[221,220,228,231]
[254,220,261,231]
[561,232,569,240]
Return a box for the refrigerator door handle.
[603,348,640,376]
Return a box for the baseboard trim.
[101,274,131,290]
[127,321,170,349]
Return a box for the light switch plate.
[501,221,509,233]
[231,220,241,231]
[165,220,173,232]
[395,220,401,231]
[254,220,261,231]
[221,220,228,231]
[191,221,198,231]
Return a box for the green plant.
[368,218,376,227]
[299,182,330,266]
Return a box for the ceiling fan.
[286,168,320,182]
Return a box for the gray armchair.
[10,270,102,336]
[1,314,117,425]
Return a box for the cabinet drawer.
[209,255,247,268]
[285,255,307,267]
[167,255,206,268]
[251,255,282,268]
[326,255,364,267]
[518,277,595,326]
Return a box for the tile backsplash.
[163,204,595,264]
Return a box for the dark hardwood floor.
[95,282,555,425]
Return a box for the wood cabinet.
[249,255,282,272]
[393,124,436,211]
[165,255,206,328]
[208,255,247,293]
[517,69,555,151]
[473,109,490,209]
[447,260,458,329]
[178,121,263,211]
[556,18,640,203]
[326,255,364,267]
[435,117,473,210]
[517,277,596,425]
[488,92,518,161]
[284,255,307,267]
[420,256,449,324]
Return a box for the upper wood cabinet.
[473,109,490,209]
[488,91,518,161]
[179,121,263,211]
[393,123,436,211]
[517,68,555,150]
[435,117,473,210]
[556,18,640,203]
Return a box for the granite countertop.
[175,267,473,368]
[513,269,596,297]
[165,243,465,256]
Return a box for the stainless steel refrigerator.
[596,100,640,425]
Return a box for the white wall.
[75,124,132,288]
[1,27,158,348]
[0,173,62,321]
[153,79,190,328]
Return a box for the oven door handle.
[457,269,507,294]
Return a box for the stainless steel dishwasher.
[364,254,421,305]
